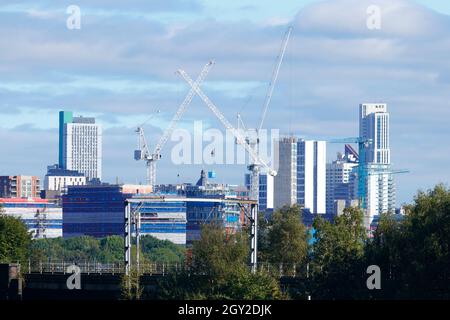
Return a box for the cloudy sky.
[1,0,450,204]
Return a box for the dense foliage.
[365,184,450,299]
[0,205,32,263]
[29,235,185,264]
[308,206,368,299]
[306,185,450,300]
[158,224,284,300]
[1,184,450,299]
[260,205,309,271]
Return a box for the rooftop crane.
[134,61,214,187]
[238,26,292,202]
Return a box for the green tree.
[29,237,64,262]
[310,207,367,299]
[120,266,143,300]
[140,235,185,264]
[266,205,309,272]
[366,184,450,299]
[158,224,284,300]
[364,212,405,299]
[257,213,271,262]
[99,236,124,263]
[402,184,450,298]
[190,224,248,278]
[29,235,186,265]
[0,208,32,263]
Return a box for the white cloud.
[1,0,450,203]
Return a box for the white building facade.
[0,198,62,239]
[61,113,102,181]
[274,137,326,214]
[359,103,396,222]
[44,165,87,194]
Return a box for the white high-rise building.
[274,137,326,214]
[359,103,395,222]
[59,111,102,181]
[360,103,390,164]
[297,140,326,214]
[274,137,297,209]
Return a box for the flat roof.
[0,198,48,203]
[126,197,256,205]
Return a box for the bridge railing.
[26,261,310,277]
[27,261,125,275]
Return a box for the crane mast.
[176,67,277,177]
[177,65,278,273]
[247,26,292,202]
[258,26,292,132]
[134,61,214,187]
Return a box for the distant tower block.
[59,111,102,182]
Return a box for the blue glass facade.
[62,185,187,244]
[62,185,127,238]
[185,186,241,244]
[130,200,186,244]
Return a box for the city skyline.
[1,0,450,204]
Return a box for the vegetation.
[120,266,144,300]
[1,184,450,299]
[263,205,309,272]
[158,224,284,300]
[0,205,32,263]
[309,206,367,299]
[365,184,450,299]
[140,236,186,264]
[305,185,450,300]
[29,235,185,264]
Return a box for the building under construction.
[0,197,62,238]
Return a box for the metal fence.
[25,261,310,277]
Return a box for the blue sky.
[1,0,450,204]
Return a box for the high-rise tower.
[274,137,326,214]
[59,111,102,181]
[359,103,395,220]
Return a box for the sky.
[1,0,450,204]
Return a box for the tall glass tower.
[359,104,395,220]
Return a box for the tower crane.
[134,61,214,187]
[176,64,278,273]
[330,138,409,210]
[176,66,278,178]
[238,26,292,202]
[135,112,159,185]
